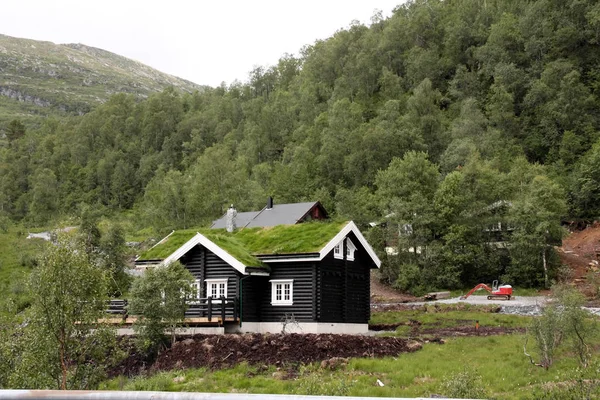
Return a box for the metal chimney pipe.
[266,196,273,210]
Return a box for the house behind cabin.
[210,197,328,229]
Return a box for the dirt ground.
[370,271,418,303]
[558,222,600,299]
[559,222,600,276]
[416,326,525,337]
[111,333,422,377]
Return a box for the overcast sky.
[2,0,405,87]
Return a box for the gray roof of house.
[210,211,260,229]
[210,201,320,229]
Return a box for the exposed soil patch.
[109,338,156,378]
[111,333,421,377]
[560,222,600,280]
[557,222,600,298]
[416,326,525,337]
[562,222,600,262]
[370,319,421,331]
[370,272,418,303]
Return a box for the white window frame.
[270,279,293,306]
[205,278,228,303]
[346,238,356,261]
[333,241,343,259]
[189,279,201,303]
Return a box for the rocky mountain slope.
[0,34,203,123]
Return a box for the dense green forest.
[2,0,600,292]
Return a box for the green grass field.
[102,306,600,399]
[102,334,598,399]
[370,305,530,336]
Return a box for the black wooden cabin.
[135,219,381,334]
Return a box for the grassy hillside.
[0,226,48,315]
[0,34,203,124]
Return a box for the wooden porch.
[104,297,240,326]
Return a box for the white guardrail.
[0,391,471,400]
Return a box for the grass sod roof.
[235,220,349,255]
[136,221,350,268]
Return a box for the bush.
[0,214,10,233]
[525,285,594,369]
[129,261,194,352]
[441,368,488,399]
[395,263,425,296]
[554,285,593,368]
[19,253,38,268]
[526,304,564,369]
[295,371,354,396]
[556,264,574,284]
[534,362,600,399]
[586,271,600,299]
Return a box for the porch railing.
[185,297,238,321]
[105,297,239,323]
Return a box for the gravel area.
[411,295,550,307]
[372,296,551,316]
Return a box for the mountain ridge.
[0,34,204,123]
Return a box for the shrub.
[441,368,488,399]
[534,362,600,399]
[295,371,354,396]
[526,304,564,369]
[129,261,194,352]
[525,285,594,369]
[586,271,600,300]
[395,263,425,296]
[19,253,37,268]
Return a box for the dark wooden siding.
[257,263,315,322]
[346,232,372,323]
[181,245,205,294]
[180,244,242,318]
[316,232,372,324]
[204,250,240,300]
[317,260,344,322]
[240,276,267,322]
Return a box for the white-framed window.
[189,279,201,302]
[346,239,356,261]
[333,241,343,259]
[205,278,228,302]
[270,279,293,306]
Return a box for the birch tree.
[509,176,566,288]
[9,235,119,390]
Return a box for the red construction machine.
[460,280,513,300]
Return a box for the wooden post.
[207,297,212,322]
[233,298,238,321]
[221,296,226,322]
